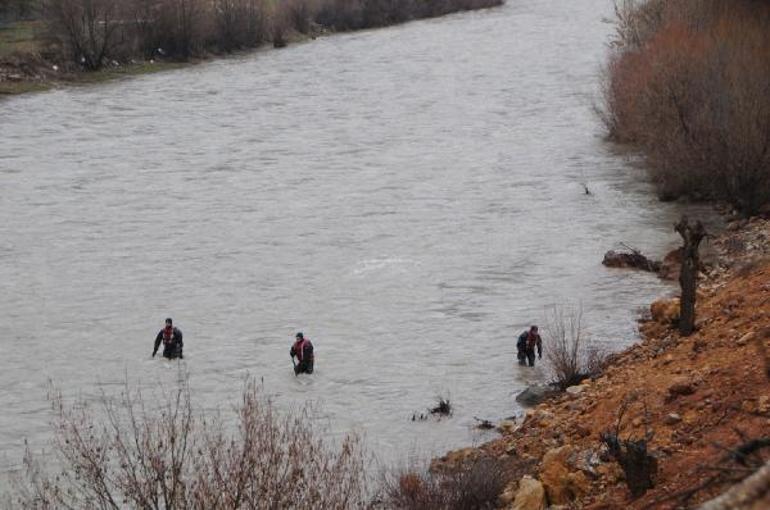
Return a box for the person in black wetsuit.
[517,325,542,367]
[152,318,184,359]
[290,332,314,375]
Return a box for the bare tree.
[675,216,706,336]
[43,0,121,70]
[156,0,202,59]
[14,377,369,509]
[214,0,269,52]
[544,306,606,389]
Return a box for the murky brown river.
[0,0,719,480]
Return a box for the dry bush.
[282,0,316,34]
[214,0,270,52]
[155,0,206,59]
[314,0,364,31]
[314,0,502,32]
[41,0,124,70]
[0,0,37,20]
[37,0,504,65]
[13,377,368,509]
[600,394,657,498]
[544,306,606,389]
[381,457,510,510]
[602,0,770,214]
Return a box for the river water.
[0,0,718,477]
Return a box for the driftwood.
[698,458,770,510]
[675,216,706,336]
[603,244,661,272]
[429,396,452,417]
[646,434,770,508]
[473,416,495,430]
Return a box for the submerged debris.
[474,416,495,430]
[430,396,452,417]
[603,245,661,272]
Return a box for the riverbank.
[0,0,503,98]
[431,216,770,508]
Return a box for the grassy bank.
[601,0,770,216]
[0,0,504,98]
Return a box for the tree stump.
[675,216,706,336]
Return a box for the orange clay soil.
[434,218,770,509]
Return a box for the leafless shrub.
[214,0,269,52]
[314,0,364,31]
[283,0,316,34]
[314,0,502,32]
[13,377,368,509]
[381,457,510,510]
[544,306,607,389]
[34,0,504,66]
[155,0,205,59]
[602,0,770,214]
[41,0,123,70]
[0,0,37,20]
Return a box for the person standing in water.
[153,318,184,359]
[290,332,314,375]
[517,325,542,367]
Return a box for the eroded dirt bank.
[434,217,770,509]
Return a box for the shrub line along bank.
[602,0,770,216]
[0,0,504,95]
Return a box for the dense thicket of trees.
[603,0,770,215]
[33,0,502,70]
[0,0,38,20]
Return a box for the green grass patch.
[0,20,44,57]
[0,79,50,95]
[0,60,190,99]
[68,60,189,85]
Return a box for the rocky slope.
[434,217,770,509]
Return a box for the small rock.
[664,413,682,425]
[596,462,624,483]
[667,378,696,398]
[516,385,560,407]
[758,396,770,415]
[741,400,758,414]
[497,420,517,435]
[429,447,477,472]
[574,424,591,438]
[736,331,755,346]
[651,298,680,325]
[540,446,590,505]
[565,385,587,396]
[498,479,518,506]
[566,401,584,412]
[510,475,546,510]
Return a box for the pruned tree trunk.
[675,216,706,336]
[601,432,657,498]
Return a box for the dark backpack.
[517,332,528,350]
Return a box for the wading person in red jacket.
[517,325,542,367]
[290,332,314,375]
[152,318,184,359]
